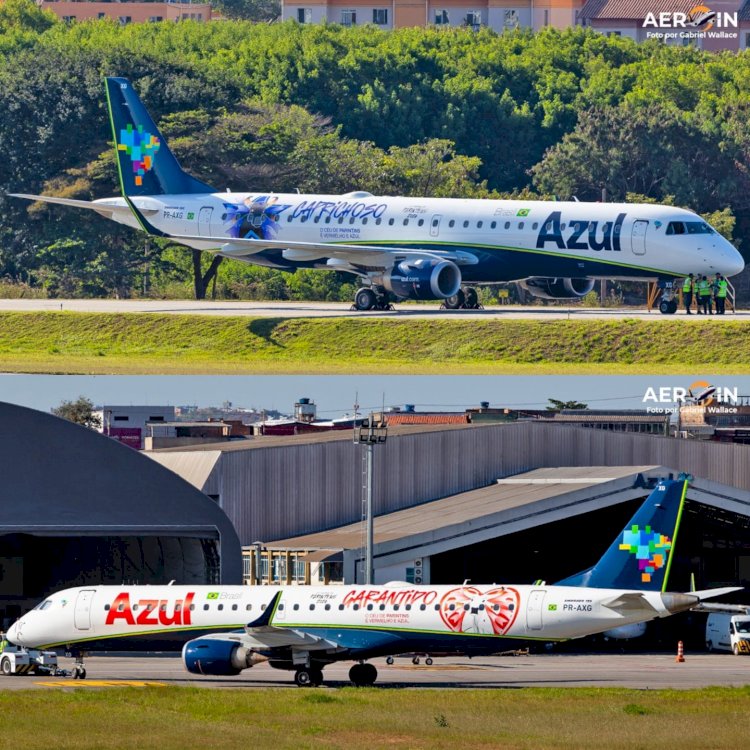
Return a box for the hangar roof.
[267,466,662,564]
[0,401,241,582]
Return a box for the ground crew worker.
[716,273,728,315]
[698,275,712,315]
[682,273,695,314]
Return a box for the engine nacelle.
[379,258,461,300]
[520,277,595,300]
[182,638,267,676]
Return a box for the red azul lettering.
[105,592,194,627]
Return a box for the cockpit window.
[667,221,714,236]
[33,599,52,611]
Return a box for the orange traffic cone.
[675,640,685,663]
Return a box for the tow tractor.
[0,643,70,677]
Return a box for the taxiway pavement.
[4,653,749,690]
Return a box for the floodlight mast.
[354,414,388,585]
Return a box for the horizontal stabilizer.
[691,586,743,601]
[7,193,154,216]
[601,592,655,612]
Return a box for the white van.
[705,613,750,654]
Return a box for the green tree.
[52,396,102,429]
[546,398,588,412]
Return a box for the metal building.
[0,402,242,627]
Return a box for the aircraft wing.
[196,628,340,652]
[169,232,480,269]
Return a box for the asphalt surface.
[4,653,749,690]
[0,299,746,320]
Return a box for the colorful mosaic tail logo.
[118,123,160,187]
[619,525,672,584]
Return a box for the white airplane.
[7,477,740,686]
[9,78,744,313]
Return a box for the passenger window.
[420,604,426,611]
[325,217,331,224]
[504,222,510,229]
[246,604,252,611]
[367,604,374,610]
[338,604,344,610]
[463,604,470,611]
[463,220,469,228]
[449,220,455,228]
[388,218,395,226]
[375,218,382,225]
[190,604,196,611]
[301,216,307,223]
[519,222,525,229]
[314,216,320,223]
[277,604,284,611]
[393,604,400,611]
[293,603,299,611]
[104,604,110,611]
[477,221,483,228]
[418,219,424,226]
[405,604,411,611]
[560,223,566,230]
[349,217,355,224]
[261,604,266,611]
[353,604,360,611]
[218,604,224,611]
[287,216,292,222]
[379,604,385,611]
[309,604,315,610]
[133,604,139,611]
[175,604,182,612]
[403,219,409,226]
[434,604,440,610]
[449,604,455,611]
[160,604,166,612]
[203,604,209,611]
[432,219,439,227]
[362,218,368,225]
[338,217,344,224]
[493,604,499,611]
[325,604,331,611]
[232,604,238,611]
[147,603,155,612]
[508,603,515,611]
[491,221,496,229]
[532,223,538,230]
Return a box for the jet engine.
[520,277,595,300]
[182,638,267,676]
[378,258,462,300]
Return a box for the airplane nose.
[724,245,745,277]
[6,621,19,644]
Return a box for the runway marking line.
[34,680,167,688]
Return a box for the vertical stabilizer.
[557,477,688,591]
[104,77,214,198]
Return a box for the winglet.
[246,591,282,629]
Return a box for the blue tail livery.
[104,77,214,198]
[556,476,688,591]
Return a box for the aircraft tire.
[354,288,377,311]
[349,663,377,687]
[444,290,465,310]
[385,656,394,665]
[659,299,677,315]
[310,667,324,687]
[294,668,314,687]
[464,287,479,308]
[425,657,434,666]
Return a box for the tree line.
[0,0,748,300]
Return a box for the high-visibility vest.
[698,280,711,296]
[682,277,693,293]
[718,280,728,298]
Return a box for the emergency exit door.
[430,215,442,237]
[198,207,213,237]
[74,589,96,630]
[631,220,648,255]
[526,589,546,630]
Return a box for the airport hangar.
[148,422,750,595]
[0,401,241,628]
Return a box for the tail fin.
[557,477,688,591]
[104,77,215,198]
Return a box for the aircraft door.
[526,589,546,630]
[631,220,648,255]
[198,207,213,237]
[430,215,442,237]
[74,589,96,631]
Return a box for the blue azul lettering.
[536,211,626,252]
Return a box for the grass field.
[1,686,749,749]
[1,312,749,374]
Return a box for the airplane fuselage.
[9,582,688,658]
[98,192,744,282]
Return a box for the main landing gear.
[351,287,394,312]
[441,287,482,310]
[349,662,377,687]
[294,666,324,687]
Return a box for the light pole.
[354,415,388,585]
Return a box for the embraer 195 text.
[10,78,744,313]
[8,478,738,686]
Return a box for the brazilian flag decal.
[516,208,530,217]
[207,592,220,600]
[548,604,558,611]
